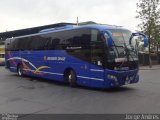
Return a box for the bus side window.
[91,30,98,42]
[5,39,11,51]
[44,39,51,50]
[91,30,104,66]
[66,29,91,62]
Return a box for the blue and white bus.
[5,24,148,88]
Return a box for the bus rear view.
[5,24,148,89]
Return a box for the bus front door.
[90,42,105,87]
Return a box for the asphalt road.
[0,66,160,114]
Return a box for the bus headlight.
[107,74,119,85]
[126,76,134,81]
[125,76,134,84]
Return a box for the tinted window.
[66,28,91,62]
[5,39,12,51]
[7,28,91,52]
[91,29,99,42]
[42,32,64,50]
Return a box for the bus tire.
[17,65,24,77]
[69,70,77,87]
[64,70,77,87]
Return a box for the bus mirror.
[130,33,148,47]
[104,31,113,47]
[144,37,148,47]
[107,37,113,47]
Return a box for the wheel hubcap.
[68,74,72,82]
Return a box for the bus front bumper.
[105,69,139,88]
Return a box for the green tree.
[136,0,160,67]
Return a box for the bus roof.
[7,24,129,40]
[77,24,128,31]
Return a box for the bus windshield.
[104,29,138,63]
[111,29,132,46]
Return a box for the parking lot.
[0,66,160,114]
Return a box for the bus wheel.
[65,70,77,87]
[17,65,23,76]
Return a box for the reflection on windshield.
[111,29,132,46]
[104,29,138,63]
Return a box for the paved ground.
[0,66,160,114]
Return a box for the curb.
[140,66,160,70]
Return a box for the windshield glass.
[104,29,138,63]
[111,29,132,46]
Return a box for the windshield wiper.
[111,40,120,58]
[123,43,138,67]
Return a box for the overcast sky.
[0,0,140,32]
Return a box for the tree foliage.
[136,0,160,50]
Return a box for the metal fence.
[138,53,160,66]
